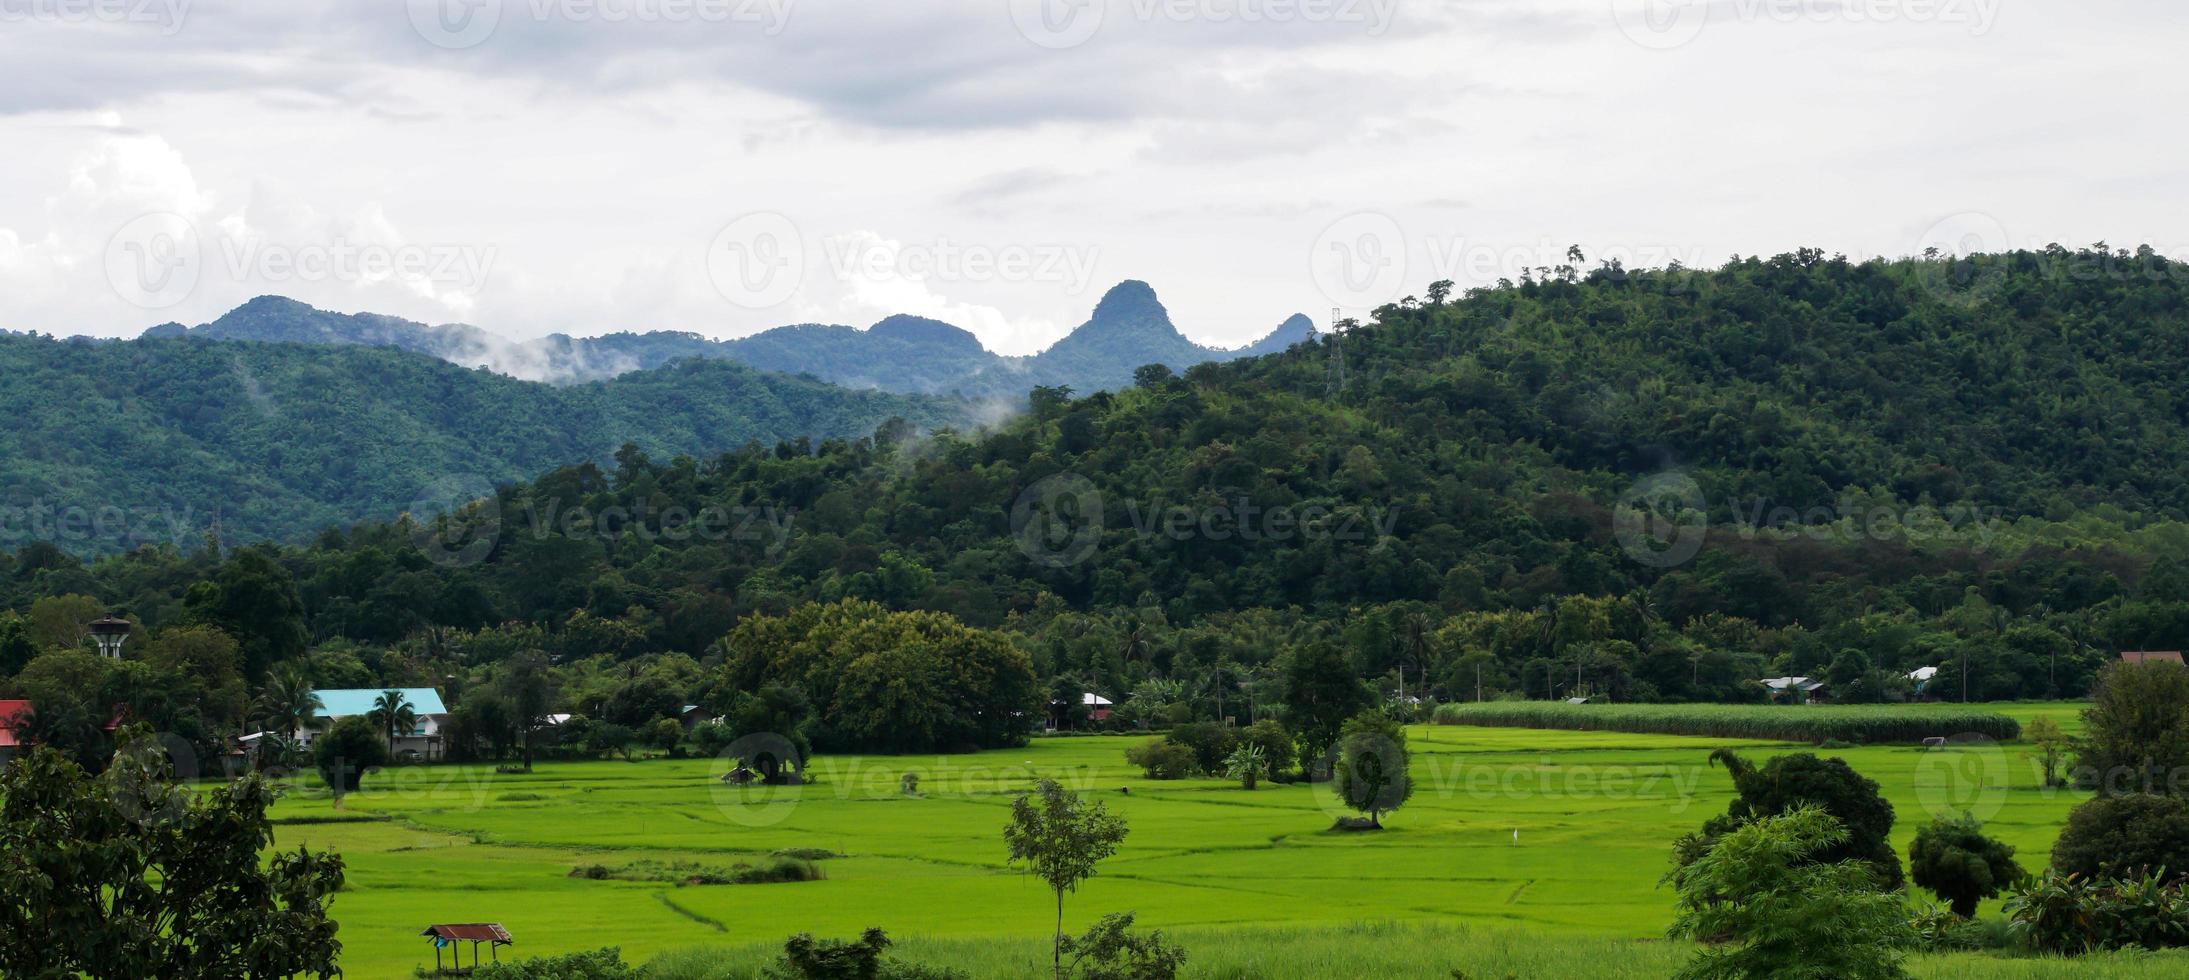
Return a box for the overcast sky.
[1,0,2182,355]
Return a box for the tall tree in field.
[367,690,416,757]
[1005,779,1129,980]
[0,733,346,978]
[501,651,555,772]
[1666,806,1914,980]
[1330,711,1414,828]
[2075,659,2189,795]
[1281,641,1372,776]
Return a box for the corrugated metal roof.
[311,688,449,718]
[422,924,512,943]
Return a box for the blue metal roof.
[311,688,449,718]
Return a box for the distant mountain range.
[0,334,966,552]
[141,281,1318,397]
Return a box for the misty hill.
[0,334,966,551]
[147,283,1316,396]
[36,247,2189,710]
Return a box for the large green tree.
[0,734,345,978]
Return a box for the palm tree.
[368,690,417,757]
[256,666,324,741]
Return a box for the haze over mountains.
[143,281,1318,396]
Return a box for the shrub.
[1909,813,2022,918]
[1434,702,2018,744]
[1665,805,1915,979]
[2050,793,2189,878]
[2006,869,2189,954]
[463,947,632,979]
[1057,912,1186,980]
[1239,719,1293,779]
[2075,660,2189,795]
[1164,722,1238,774]
[1223,744,1266,790]
[313,715,387,794]
[1124,740,1197,780]
[766,928,965,980]
[1684,750,1903,890]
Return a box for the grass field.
[1434,700,2025,742]
[267,701,2170,978]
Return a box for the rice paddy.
[270,702,2170,977]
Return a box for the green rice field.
[271,701,2181,978]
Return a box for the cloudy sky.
[1,0,2182,354]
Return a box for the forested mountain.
[18,246,2189,758]
[0,334,965,550]
[146,282,1317,395]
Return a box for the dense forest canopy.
[0,336,966,550]
[9,246,2189,762]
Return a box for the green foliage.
[1435,701,2019,744]
[1909,813,2023,918]
[1057,912,1186,980]
[766,928,966,980]
[2050,794,2189,878]
[721,601,1038,754]
[0,332,964,551]
[2023,715,2071,788]
[0,735,345,978]
[1223,744,1267,790]
[313,715,388,794]
[1665,806,1914,980]
[1330,711,1413,828]
[1005,779,1130,979]
[568,856,823,886]
[1686,750,1903,890]
[1161,721,1237,774]
[2006,869,2189,954]
[1283,641,1373,775]
[1123,739,1196,780]
[2075,660,2189,795]
[463,946,633,979]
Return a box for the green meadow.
[273,702,2182,978]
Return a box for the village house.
[299,689,451,760]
